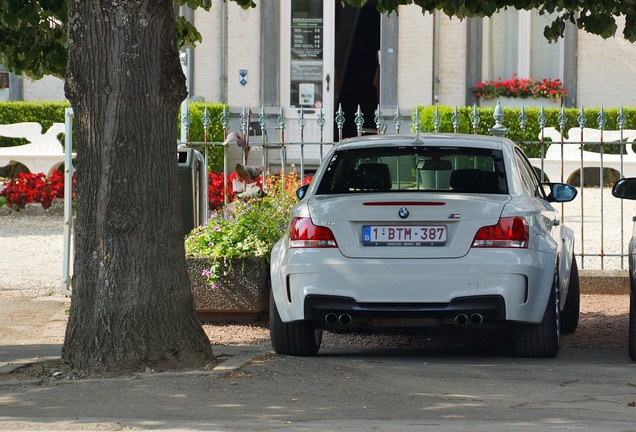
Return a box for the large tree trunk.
[63,0,213,374]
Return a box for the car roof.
[334,133,510,151]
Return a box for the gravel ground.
[0,212,66,298]
[0,200,631,352]
[562,186,636,270]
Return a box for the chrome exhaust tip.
[455,314,468,326]
[470,313,484,325]
[325,312,338,326]
[338,313,352,326]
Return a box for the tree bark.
[63,0,213,374]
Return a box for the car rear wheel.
[629,284,636,361]
[269,292,322,356]
[561,257,580,334]
[514,271,561,358]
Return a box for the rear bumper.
[270,243,557,325]
[304,294,505,328]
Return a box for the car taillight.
[289,217,338,248]
[472,216,529,248]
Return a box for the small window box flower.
[472,74,567,102]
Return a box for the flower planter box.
[187,256,270,324]
[480,97,561,109]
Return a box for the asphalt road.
[2,211,636,431]
[1,341,636,431]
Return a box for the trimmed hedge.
[181,102,227,171]
[3,101,636,164]
[0,101,69,147]
[417,105,636,158]
[0,101,228,170]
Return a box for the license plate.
[362,225,447,246]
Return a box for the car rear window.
[316,146,508,194]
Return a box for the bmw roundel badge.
[398,207,409,219]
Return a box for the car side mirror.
[612,178,636,200]
[542,183,577,203]
[296,184,309,200]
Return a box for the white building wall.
[224,4,261,108]
[397,6,433,108]
[576,16,636,108]
[22,76,66,101]
[192,4,223,102]
[11,6,636,112]
[437,17,467,107]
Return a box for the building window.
[485,9,564,81]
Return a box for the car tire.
[561,257,580,334]
[629,283,636,361]
[514,271,561,358]
[269,292,322,356]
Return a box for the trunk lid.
[306,193,510,259]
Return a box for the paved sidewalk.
[0,296,68,372]
[0,296,264,376]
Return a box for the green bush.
[0,101,70,147]
[178,102,227,172]
[0,101,228,170]
[4,102,636,164]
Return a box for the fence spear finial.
[488,101,508,137]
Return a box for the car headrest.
[351,163,392,191]
[450,169,486,192]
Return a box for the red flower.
[471,73,567,101]
[0,171,74,208]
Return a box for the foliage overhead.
[0,0,634,80]
[0,0,253,79]
[372,0,636,42]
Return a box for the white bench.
[0,122,66,176]
[528,127,636,183]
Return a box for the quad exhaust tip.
[470,313,484,325]
[455,314,468,326]
[324,313,353,326]
[325,313,338,326]
[455,313,484,326]
[338,313,352,326]
[326,312,482,327]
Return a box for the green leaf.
[578,12,618,39]
[624,13,636,43]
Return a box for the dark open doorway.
[334,0,380,140]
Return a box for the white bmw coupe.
[270,133,580,358]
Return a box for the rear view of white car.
[270,134,580,358]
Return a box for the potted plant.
[185,170,311,322]
[472,74,567,108]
